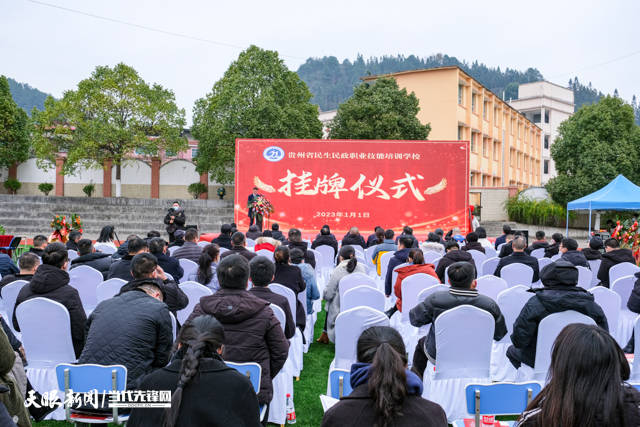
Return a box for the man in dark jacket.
[285,228,316,268]
[0,253,19,278]
[13,243,86,358]
[507,261,608,369]
[172,228,202,263]
[435,240,474,284]
[385,236,415,296]
[164,201,186,243]
[79,253,173,389]
[0,252,38,290]
[148,237,183,281]
[312,225,339,257]
[559,238,589,268]
[544,233,563,258]
[495,236,540,283]
[187,255,289,405]
[245,225,261,241]
[461,231,485,254]
[220,232,257,262]
[66,230,82,252]
[342,227,366,249]
[270,223,285,242]
[394,226,419,249]
[212,224,233,250]
[597,238,637,288]
[28,235,48,257]
[366,226,384,248]
[249,256,295,339]
[498,232,516,257]
[494,224,512,250]
[71,239,114,280]
[108,237,148,281]
[410,262,507,377]
[525,230,549,255]
[582,237,603,260]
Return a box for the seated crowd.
[0,220,640,427]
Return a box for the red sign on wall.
[234,139,469,238]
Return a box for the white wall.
[112,160,151,184]
[66,165,104,184]
[17,158,55,183]
[160,160,200,185]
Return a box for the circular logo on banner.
[263,146,285,162]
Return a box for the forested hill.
[7,77,50,114]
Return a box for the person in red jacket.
[393,249,439,312]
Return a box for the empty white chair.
[589,287,621,345]
[612,275,637,345]
[589,259,602,286]
[67,249,79,261]
[176,282,213,324]
[379,251,394,279]
[610,262,640,287]
[423,251,441,264]
[530,248,545,259]
[517,310,596,382]
[476,275,508,301]
[537,257,552,272]
[629,315,640,381]
[178,258,198,283]
[481,257,499,276]
[338,273,376,301]
[342,286,385,312]
[500,263,534,288]
[576,266,593,289]
[68,265,103,313]
[423,305,495,421]
[94,243,116,255]
[332,306,389,370]
[467,250,487,276]
[1,279,29,336]
[96,278,127,303]
[270,283,303,377]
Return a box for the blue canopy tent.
[566,175,640,235]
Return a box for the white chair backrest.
[610,262,640,287]
[297,285,307,314]
[589,287,621,337]
[219,247,229,255]
[270,303,286,333]
[497,285,533,342]
[432,257,442,270]
[67,249,79,261]
[256,249,275,260]
[94,243,116,255]
[197,241,210,248]
[178,258,198,281]
[588,259,602,286]
[484,246,498,259]
[364,246,376,268]
[268,283,297,318]
[611,276,636,308]
[391,263,411,289]
[96,278,127,303]
[1,280,29,334]
[533,311,596,380]
[537,257,552,272]
[316,245,336,269]
[308,248,323,268]
[168,245,180,256]
[434,305,494,379]
[246,238,256,247]
[401,273,440,322]
[530,248,545,259]
[177,281,214,324]
[338,273,376,301]
[379,251,394,279]
[467,249,487,275]
[16,297,76,368]
[417,284,449,303]
[342,286,385,312]
[170,312,177,340]
[501,263,534,287]
[476,275,508,301]
[631,316,640,381]
[352,245,365,259]
[550,254,561,262]
[68,265,103,312]
[482,257,500,276]
[423,251,441,264]
[576,266,593,290]
[334,306,389,369]
[497,243,505,254]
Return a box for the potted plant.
[38,183,54,196]
[3,178,21,195]
[83,184,95,197]
[217,187,226,200]
[188,182,208,199]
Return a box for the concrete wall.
[159,159,201,199]
[470,188,511,221]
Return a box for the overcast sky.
[2,0,638,124]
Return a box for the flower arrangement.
[611,219,640,265]
[248,196,274,221]
[71,214,83,233]
[50,215,71,243]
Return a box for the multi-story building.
[509,81,574,183]
[363,66,542,190]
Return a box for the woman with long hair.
[96,225,119,249]
[517,323,640,426]
[127,315,260,427]
[272,246,307,331]
[187,244,220,292]
[392,248,439,313]
[319,245,367,344]
[322,326,447,427]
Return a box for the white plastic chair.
[400,274,440,323]
[537,257,552,272]
[501,263,534,287]
[588,259,602,286]
[391,262,411,290]
[338,273,376,301]
[550,254,561,262]
[178,258,198,283]
[481,257,499,276]
[467,250,487,276]
[417,284,449,303]
[576,266,593,289]
[423,305,495,421]
[168,245,180,256]
[68,265,103,314]
[270,283,303,377]
[342,286,385,312]
[1,279,29,336]
[267,303,293,424]
[629,315,640,381]
[197,241,210,248]
[176,281,213,324]
[484,246,498,259]
[332,306,389,370]
[476,275,508,301]
[96,278,127,303]
[530,248,545,259]
[612,275,637,346]
[316,245,336,270]
[610,262,640,287]
[423,251,441,264]
[94,243,116,255]
[67,249,79,261]
[589,287,621,345]
[379,251,394,279]
[516,310,596,382]
[256,249,275,261]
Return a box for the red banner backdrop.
[234,139,469,239]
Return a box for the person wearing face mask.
[164,201,186,243]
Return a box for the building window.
[481,175,486,186]
[472,93,477,113]
[165,149,177,157]
[510,149,515,167]
[493,106,498,122]
[483,100,489,120]
[493,141,499,159]
[191,148,198,158]
[533,113,541,123]
[458,85,464,105]
[471,132,477,152]
[511,118,515,135]
[458,126,464,140]
[545,110,550,123]
[544,135,549,149]
[544,160,549,174]
[482,138,488,157]
[470,172,474,186]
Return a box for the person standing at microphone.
[164,201,186,242]
[248,187,262,230]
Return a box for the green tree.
[192,45,322,183]
[31,63,186,196]
[0,75,30,169]
[329,78,430,140]
[546,96,640,205]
